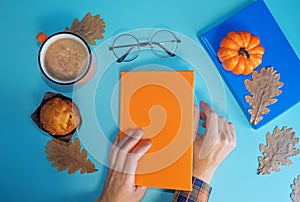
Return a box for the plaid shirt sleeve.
[172,176,212,202]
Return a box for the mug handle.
[36,32,48,44]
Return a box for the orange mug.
[37,32,96,90]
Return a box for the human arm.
[96,129,152,202]
[172,101,236,202]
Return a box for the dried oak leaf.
[291,175,300,202]
[244,66,283,125]
[46,138,97,174]
[65,12,105,45]
[258,126,300,175]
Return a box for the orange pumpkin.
[217,31,264,75]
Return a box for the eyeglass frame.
[109,30,182,63]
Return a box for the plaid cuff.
[172,176,212,202]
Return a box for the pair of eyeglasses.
[109,30,181,63]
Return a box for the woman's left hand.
[96,129,152,202]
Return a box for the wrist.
[193,166,216,184]
[96,195,106,202]
[95,198,102,202]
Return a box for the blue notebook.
[198,0,300,128]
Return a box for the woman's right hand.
[192,101,236,184]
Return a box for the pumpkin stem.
[238,48,250,58]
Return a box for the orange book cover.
[119,70,194,191]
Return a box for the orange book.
[119,70,194,191]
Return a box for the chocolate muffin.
[39,97,81,136]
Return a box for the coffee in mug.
[37,32,95,88]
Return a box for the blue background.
[1,0,300,202]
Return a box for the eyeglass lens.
[150,30,179,58]
[111,34,140,62]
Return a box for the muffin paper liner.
[31,92,82,142]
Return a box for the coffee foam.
[39,33,91,84]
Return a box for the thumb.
[135,186,148,199]
[135,185,148,193]
[198,112,220,160]
[193,105,200,140]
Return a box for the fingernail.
[143,140,152,147]
[133,129,143,137]
[126,129,134,136]
[113,135,119,144]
